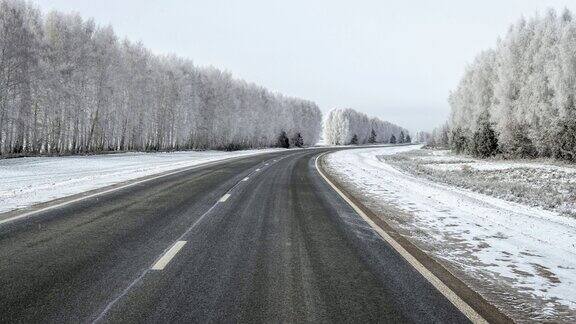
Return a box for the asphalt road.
[0,148,471,323]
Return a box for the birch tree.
[0,0,322,156]
[447,8,576,161]
[323,108,408,145]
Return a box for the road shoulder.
[316,152,512,324]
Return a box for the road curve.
[0,148,471,323]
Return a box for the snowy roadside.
[0,149,282,215]
[382,149,576,217]
[324,145,576,322]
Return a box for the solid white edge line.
[314,152,487,324]
[219,194,231,202]
[0,154,259,226]
[151,241,187,270]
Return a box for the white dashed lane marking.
[151,241,187,270]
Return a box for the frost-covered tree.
[470,112,498,157]
[447,8,576,161]
[0,0,322,156]
[323,108,407,145]
[415,131,431,144]
[428,124,450,148]
[450,127,469,154]
[390,134,397,144]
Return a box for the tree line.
[323,108,410,145]
[436,8,576,160]
[0,0,322,156]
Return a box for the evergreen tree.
[406,134,411,143]
[291,133,304,147]
[508,123,536,157]
[277,131,290,148]
[368,129,377,143]
[450,127,469,154]
[470,112,499,157]
[554,119,576,161]
[390,134,397,144]
[440,125,450,147]
[399,131,405,143]
[350,134,359,145]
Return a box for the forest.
[323,108,409,145]
[0,0,322,156]
[435,8,576,161]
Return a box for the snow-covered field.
[325,146,576,322]
[0,149,280,214]
[382,149,576,216]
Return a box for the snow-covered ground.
[382,149,576,217]
[325,146,576,322]
[0,149,280,214]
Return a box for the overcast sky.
[30,0,576,133]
